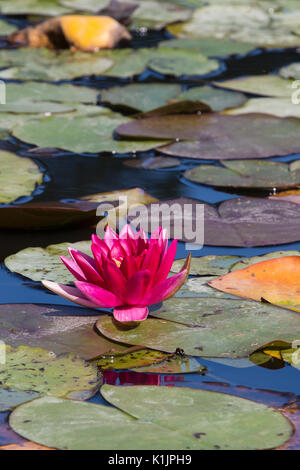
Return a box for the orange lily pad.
[209,256,300,310]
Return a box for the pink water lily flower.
[42,225,191,322]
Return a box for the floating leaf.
[147,47,219,77]
[0,345,100,399]
[101,83,182,113]
[171,255,240,276]
[128,1,192,30]
[209,255,300,310]
[60,0,110,12]
[13,113,167,154]
[184,160,300,189]
[0,442,54,450]
[0,0,73,16]
[279,62,300,80]
[177,85,247,112]
[95,349,170,370]
[9,386,292,450]
[214,75,294,97]
[117,113,300,160]
[0,19,18,35]
[5,240,92,283]
[0,388,40,413]
[129,197,300,246]
[0,151,43,204]
[174,276,237,299]
[97,295,300,358]
[131,355,206,374]
[231,251,300,272]
[225,98,300,119]
[124,156,180,169]
[159,37,255,57]
[0,304,127,360]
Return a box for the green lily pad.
[147,47,219,76]
[0,48,113,81]
[0,0,73,15]
[4,240,91,283]
[279,62,300,80]
[214,75,294,97]
[172,255,240,275]
[103,48,153,78]
[0,304,127,360]
[226,98,300,119]
[129,1,192,30]
[177,85,247,112]
[0,388,40,413]
[0,19,18,35]
[0,345,100,399]
[0,150,44,204]
[174,276,237,299]
[159,37,255,57]
[131,355,206,374]
[59,0,109,12]
[117,113,300,160]
[184,160,300,189]
[95,349,171,370]
[97,296,300,358]
[9,386,292,450]
[101,83,182,113]
[12,113,166,154]
[124,156,181,169]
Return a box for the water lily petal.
[120,255,137,279]
[124,270,152,305]
[120,224,136,240]
[60,256,87,282]
[91,234,109,257]
[69,248,104,286]
[42,280,99,309]
[141,242,161,281]
[75,281,122,308]
[104,226,119,249]
[113,306,149,322]
[103,259,127,298]
[144,253,191,305]
[155,239,178,284]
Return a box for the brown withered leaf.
[8,15,131,51]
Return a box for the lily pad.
[101,83,182,113]
[95,349,171,370]
[60,0,109,12]
[117,113,300,160]
[279,62,300,80]
[174,276,237,299]
[214,75,294,97]
[124,156,181,169]
[0,0,73,16]
[147,47,219,76]
[225,98,300,119]
[177,85,247,112]
[184,160,300,189]
[97,294,300,358]
[208,255,300,310]
[0,389,40,413]
[231,251,300,272]
[129,197,300,246]
[0,19,18,35]
[159,37,255,57]
[5,240,92,284]
[0,304,127,360]
[0,345,100,399]
[128,1,193,30]
[13,113,167,154]
[0,151,44,204]
[172,255,240,275]
[9,386,292,450]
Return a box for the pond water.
[0,15,299,450]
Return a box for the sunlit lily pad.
[129,197,300,246]
[117,113,300,160]
[231,251,300,272]
[214,75,294,97]
[9,386,292,450]
[0,0,73,16]
[128,1,192,30]
[279,62,300,80]
[101,83,182,113]
[209,255,300,310]
[13,113,167,154]
[95,349,171,370]
[5,240,92,284]
[159,37,255,57]
[174,276,237,299]
[0,19,18,35]
[59,0,109,12]
[184,160,300,189]
[172,255,240,275]
[97,295,300,358]
[225,98,300,119]
[0,151,44,204]
[177,85,247,112]
[0,388,40,413]
[0,304,127,360]
[0,345,100,399]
